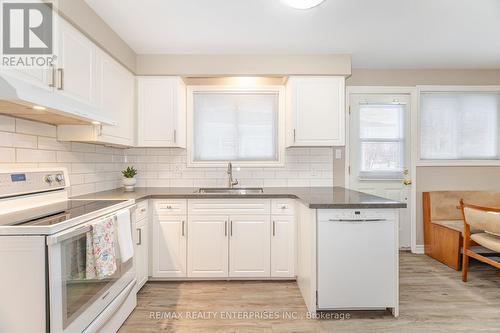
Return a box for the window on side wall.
[420,91,500,161]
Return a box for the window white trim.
[186,85,286,168]
[416,85,500,166]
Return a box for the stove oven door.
[47,208,135,333]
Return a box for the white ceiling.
[85,0,500,69]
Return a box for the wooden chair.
[460,199,500,282]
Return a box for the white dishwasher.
[317,209,399,314]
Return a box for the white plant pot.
[123,177,137,192]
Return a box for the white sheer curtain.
[193,92,278,161]
[420,92,500,160]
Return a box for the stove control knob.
[55,174,64,183]
[45,175,55,184]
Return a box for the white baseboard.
[412,245,424,254]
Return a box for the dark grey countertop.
[73,187,406,209]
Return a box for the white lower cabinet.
[152,215,187,278]
[229,215,271,278]
[151,199,296,280]
[187,216,229,278]
[133,216,149,290]
[271,215,295,278]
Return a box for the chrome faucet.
[227,162,239,188]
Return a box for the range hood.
[0,74,116,125]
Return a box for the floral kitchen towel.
[86,217,117,279]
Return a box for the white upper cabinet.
[286,76,345,146]
[57,50,135,146]
[95,50,135,146]
[137,77,186,147]
[56,19,98,107]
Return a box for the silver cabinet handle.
[293,129,296,142]
[181,220,185,236]
[174,129,177,143]
[328,219,387,222]
[166,205,172,209]
[224,221,228,236]
[272,221,276,236]
[140,208,146,213]
[136,228,142,245]
[57,68,64,90]
[230,220,233,237]
[49,66,56,87]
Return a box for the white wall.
[124,147,335,188]
[0,115,125,197]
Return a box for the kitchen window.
[358,103,405,179]
[188,87,284,166]
[420,91,500,161]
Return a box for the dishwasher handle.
[328,218,387,222]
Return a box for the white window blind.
[359,104,405,179]
[420,92,500,160]
[193,92,278,162]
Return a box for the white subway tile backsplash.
[70,183,96,197]
[71,142,96,153]
[0,147,16,162]
[0,132,37,148]
[0,117,126,196]
[0,115,16,132]
[126,147,335,187]
[16,148,56,163]
[16,118,57,137]
[38,137,71,151]
[57,151,86,163]
[1,117,336,195]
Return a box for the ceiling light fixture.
[281,0,326,10]
[32,105,46,110]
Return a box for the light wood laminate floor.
[119,252,500,332]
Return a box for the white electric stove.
[0,168,137,333]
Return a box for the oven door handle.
[46,207,133,245]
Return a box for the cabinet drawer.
[135,200,149,221]
[188,199,270,215]
[271,199,296,215]
[154,199,187,215]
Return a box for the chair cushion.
[463,207,500,235]
[470,233,500,253]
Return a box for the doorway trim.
[345,86,419,253]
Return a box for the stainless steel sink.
[197,187,264,194]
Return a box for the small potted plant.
[122,166,138,191]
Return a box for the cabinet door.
[187,216,228,278]
[152,215,186,278]
[229,215,270,278]
[134,218,149,290]
[97,51,135,145]
[287,76,345,146]
[57,20,96,106]
[271,215,295,277]
[137,77,186,147]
